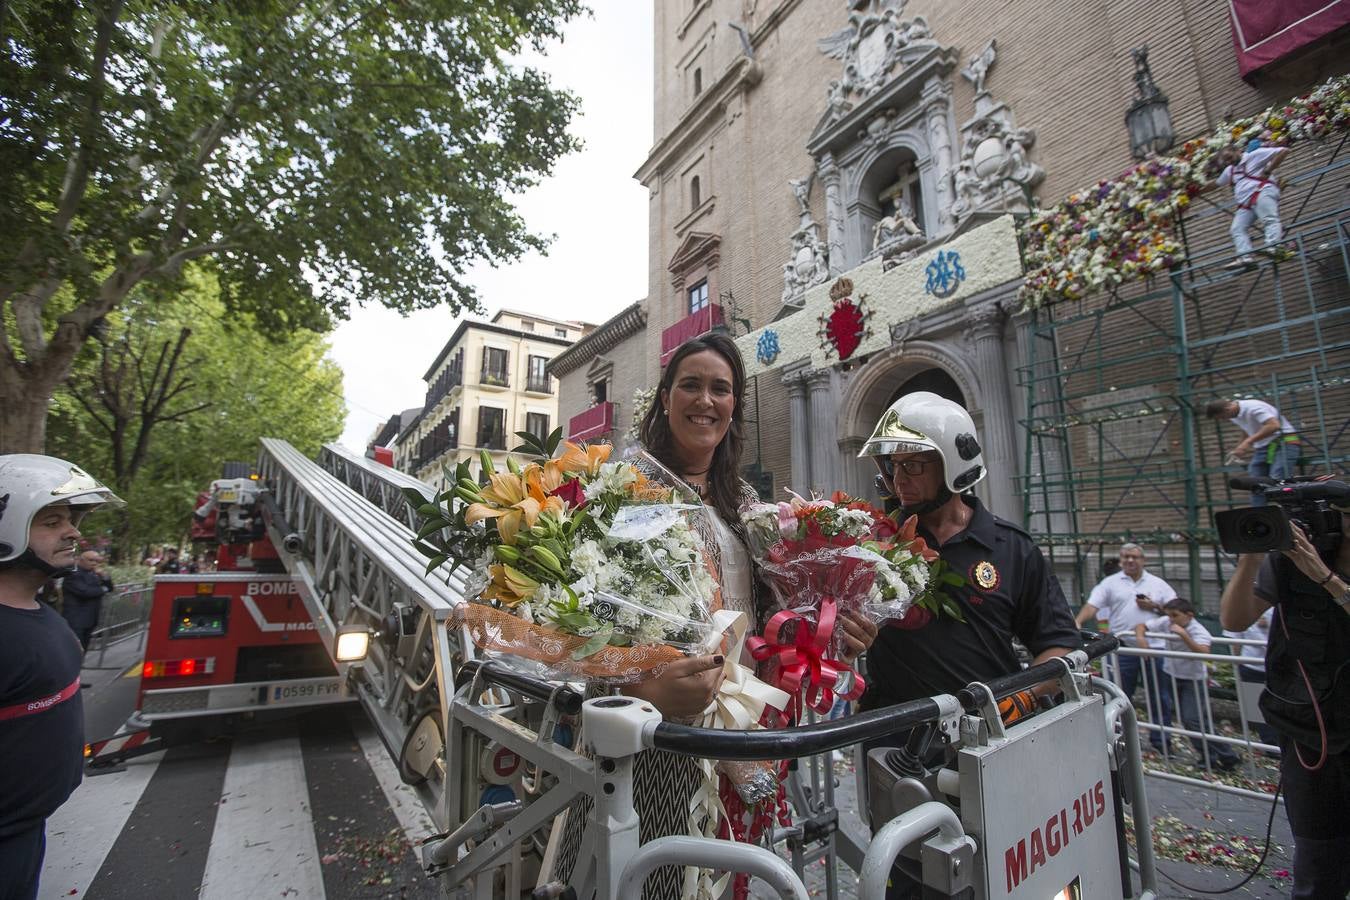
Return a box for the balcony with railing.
[424,366,462,410]
[479,368,510,389]
[660,303,724,366]
[525,375,553,395]
[567,401,614,442]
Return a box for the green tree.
[1,0,583,452]
[46,267,346,557]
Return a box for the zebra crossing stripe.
[199,729,326,900]
[38,752,165,899]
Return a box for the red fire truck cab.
[131,572,346,726]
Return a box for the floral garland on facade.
[628,386,657,441]
[1019,74,1350,309]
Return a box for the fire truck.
[88,439,1159,899]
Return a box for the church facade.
[554,0,1349,529]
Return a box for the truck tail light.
[143,657,216,678]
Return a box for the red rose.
[549,478,587,510]
[889,605,933,630]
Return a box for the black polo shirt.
[860,496,1082,709]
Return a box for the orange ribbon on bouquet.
[747,597,864,718]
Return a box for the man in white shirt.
[1075,543,1176,751]
[1205,397,1301,505]
[1135,600,1240,771]
[1215,139,1288,268]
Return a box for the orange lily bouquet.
[409,435,725,683]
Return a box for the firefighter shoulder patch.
[970,560,1000,591]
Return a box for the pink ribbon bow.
[747,597,864,719]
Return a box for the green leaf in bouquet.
[456,460,471,483]
[424,553,448,574]
[416,519,446,541]
[940,595,967,622]
[571,626,614,660]
[545,426,564,455]
[401,487,429,507]
[413,540,441,558]
[417,502,440,517]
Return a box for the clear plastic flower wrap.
[421,442,790,819]
[740,492,954,715]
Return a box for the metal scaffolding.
[1018,143,1350,607]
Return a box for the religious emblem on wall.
[756,329,782,366]
[818,277,873,361]
[817,0,938,115]
[924,249,966,297]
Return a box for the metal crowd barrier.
[90,582,153,666]
[1094,632,1281,800]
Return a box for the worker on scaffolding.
[1204,396,1302,504]
[1214,137,1289,269]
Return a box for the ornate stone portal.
[805,0,959,277]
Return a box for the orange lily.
[895,513,939,562]
[525,459,566,503]
[557,441,611,477]
[465,472,546,545]
[482,563,538,606]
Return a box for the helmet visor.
[49,466,124,508]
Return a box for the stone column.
[922,78,957,235]
[784,370,811,491]
[837,435,868,499]
[966,299,1020,521]
[818,154,847,276]
[806,368,835,492]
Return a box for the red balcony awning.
[568,401,614,442]
[660,304,725,367]
[1230,0,1350,77]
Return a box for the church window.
[690,175,701,210]
[693,68,702,96]
[688,279,709,314]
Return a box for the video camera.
[1214,476,1350,554]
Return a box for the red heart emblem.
[825,299,864,360]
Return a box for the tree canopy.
[46,264,346,555]
[0,0,585,451]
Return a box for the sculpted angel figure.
[960,38,997,95]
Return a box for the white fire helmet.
[0,454,124,562]
[858,392,986,493]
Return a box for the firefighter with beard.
[0,455,122,900]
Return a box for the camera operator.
[1220,499,1350,899]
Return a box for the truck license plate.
[271,682,340,703]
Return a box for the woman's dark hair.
[639,331,746,524]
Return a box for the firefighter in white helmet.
[857,393,1081,733]
[0,455,122,899]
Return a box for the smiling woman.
[638,333,747,527]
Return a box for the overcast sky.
[329,2,653,450]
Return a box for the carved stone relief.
[817,0,938,119]
[781,172,831,307]
[950,39,1045,222]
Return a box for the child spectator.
[1215,139,1289,269]
[1135,599,1241,771]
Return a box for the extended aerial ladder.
[257,438,1158,899]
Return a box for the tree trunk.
[0,374,54,453]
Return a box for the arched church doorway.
[886,366,965,408]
